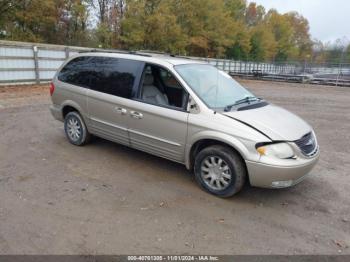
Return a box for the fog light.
[271,180,293,188]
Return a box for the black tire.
[64,111,91,146]
[194,145,246,197]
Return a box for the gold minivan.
[50,51,319,197]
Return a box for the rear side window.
[58,56,95,87]
[58,56,143,99]
[90,57,142,98]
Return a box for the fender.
[185,130,260,170]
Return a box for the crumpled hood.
[222,104,311,141]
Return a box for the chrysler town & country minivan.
[50,51,319,197]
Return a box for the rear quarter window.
[58,56,95,88]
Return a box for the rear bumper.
[50,104,63,122]
[246,152,319,188]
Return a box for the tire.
[64,111,91,146]
[194,145,246,197]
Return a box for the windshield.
[175,64,256,110]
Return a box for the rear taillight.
[50,82,55,96]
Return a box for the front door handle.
[115,107,127,115]
[130,111,143,119]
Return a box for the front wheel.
[64,111,91,146]
[194,145,246,197]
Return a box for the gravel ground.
[0,80,349,255]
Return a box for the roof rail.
[138,50,183,58]
[138,50,194,60]
[78,48,192,59]
[138,50,170,55]
[78,49,152,57]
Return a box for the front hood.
[222,104,311,141]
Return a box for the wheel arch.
[185,132,250,171]
[61,100,83,119]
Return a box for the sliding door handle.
[115,107,127,115]
[130,111,143,119]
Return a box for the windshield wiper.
[224,96,261,112]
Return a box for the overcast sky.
[253,0,349,43]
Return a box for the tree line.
[0,0,349,63]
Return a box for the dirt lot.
[0,80,349,255]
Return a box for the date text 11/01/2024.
[127,255,219,261]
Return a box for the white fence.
[1,40,349,85]
[192,56,298,75]
[0,40,92,85]
[0,40,300,85]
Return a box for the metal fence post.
[65,47,70,60]
[33,46,40,84]
[336,62,342,87]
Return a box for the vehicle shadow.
[230,173,335,210]
[87,137,328,207]
[89,136,193,179]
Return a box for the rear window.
[58,56,143,99]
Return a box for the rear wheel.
[64,111,91,146]
[194,145,246,197]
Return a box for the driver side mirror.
[188,96,200,113]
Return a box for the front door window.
[139,65,188,110]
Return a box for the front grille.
[294,132,317,156]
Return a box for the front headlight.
[256,142,294,159]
